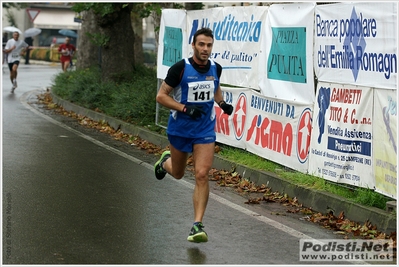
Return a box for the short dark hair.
[193,27,213,44]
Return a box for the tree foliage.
[2,3,27,9]
[132,2,183,18]
[2,3,28,27]
[72,3,133,29]
[184,2,204,10]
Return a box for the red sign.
[26,9,40,22]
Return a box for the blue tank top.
[167,58,219,138]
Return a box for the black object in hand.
[220,102,233,115]
[182,105,205,119]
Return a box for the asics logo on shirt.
[193,83,211,90]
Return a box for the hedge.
[21,45,64,62]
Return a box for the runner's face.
[192,34,213,64]
[13,32,19,40]
[65,38,70,44]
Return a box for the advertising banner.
[308,82,374,188]
[186,6,268,89]
[259,2,316,104]
[157,9,187,79]
[314,2,398,89]
[215,87,313,173]
[373,89,397,199]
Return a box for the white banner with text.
[308,82,374,188]
[314,2,397,89]
[215,86,313,173]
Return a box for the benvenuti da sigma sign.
[215,88,313,174]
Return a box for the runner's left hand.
[220,102,233,115]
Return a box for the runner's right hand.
[182,105,205,119]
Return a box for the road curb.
[50,92,397,234]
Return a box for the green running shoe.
[187,222,208,243]
[154,151,170,180]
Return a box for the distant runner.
[3,31,28,93]
[58,37,76,72]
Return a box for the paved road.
[2,65,392,264]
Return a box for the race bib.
[61,49,69,56]
[187,81,215,103]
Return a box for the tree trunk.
[151,11,161,62]
[131,11,143,65]
[77,10,99,70]
[95,4,135,82]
